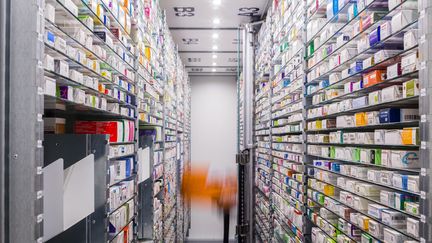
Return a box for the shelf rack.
[252,0,426,242]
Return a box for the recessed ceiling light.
[212,62,217,66]
[212,33,219,39]
[212,45,218,50]
[212,0,222,6]
[212,68,217,72]
[212,54,217,59]
[213,18,220,25]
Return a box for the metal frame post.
[6,0,44,242]
[419,0,432,242]
[237,23,256,243]
[0,0,7,242]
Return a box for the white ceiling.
[160,0,269,75]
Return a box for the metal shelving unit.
[252,0,426,242]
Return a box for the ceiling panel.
[171,29,240,52]
[181,52,241,67]
[160,0,268,28]
[160,0,269,75]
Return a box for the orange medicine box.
[401,128,419,145]
[355,112,367,126]
[363,70,386,87]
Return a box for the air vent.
[228,58,239,63]
[190,68,203,72]
[226,68,237,72]
[187,58,201,63]
[182,38,199,45]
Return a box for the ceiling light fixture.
[213,18,220,25]
[212,54,217,59]
[212,68,217,72]
[212,45,218,50]
[212,33,219,39]
[212,0,222,6]
[212,62,217,66]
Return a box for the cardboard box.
[44,54,55,71]
[44,76,56,96]
[380,190,395,207]
[391,10,418,33]
[54,59,69,77]
[379,108,401,123]
[382,210,407,228]
[407,217,419,237]
[45,3,55,22]
[355,112,367,126]
[384,228,406,243]
[380,21,392,39]
[387,62,402,79]
[374,50,399,63]
[74,88,86,104]
[381,85,402,102]
[405,202,419,216]
[58,0,78,16]
[368,90,381,105]
[404,29,418,50]
[407,175,419,193]
[57,86,74,101]
[403,79,419,98]
[54,36,67,53]
[44,117,66,134]
[352,96,368,109]
[368,220,383,238]
[363,70,385,87]
[401,127,419,145]
[368,204,388,220]
[401,52,418,74]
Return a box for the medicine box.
[45,3,55,23]
[54,59,69,77]
[384,228,406,243]
[401,127,419,145]
[401,52,418,74]
[404,29,418,50]
[74,88,86,104]
[368,220,383,238]
[379,108,400,123]
[381,85,402,102]
[405,202,419,216]
[44,54,55,71]
[368,204,388,220]
[382,209,407,228]
[44,76,56,97]
[407,175,419,193]
[380,190,395,207]
[403,79,419,98]
[57,86,74,101]
[363,70,385,87]
[368,90,381,105]
[407,217,419,237]
[387,62,401,79]
[391,10,418,33]
[352,96,368,109]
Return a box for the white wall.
[189,75,238,241]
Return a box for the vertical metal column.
[6,0,44,242]
[0,0,7,242]
[419,0,432,242]
[237,23,255,243]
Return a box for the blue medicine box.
[379,108,401,123]
[369,26,381,47]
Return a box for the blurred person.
[182,166,237,243]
